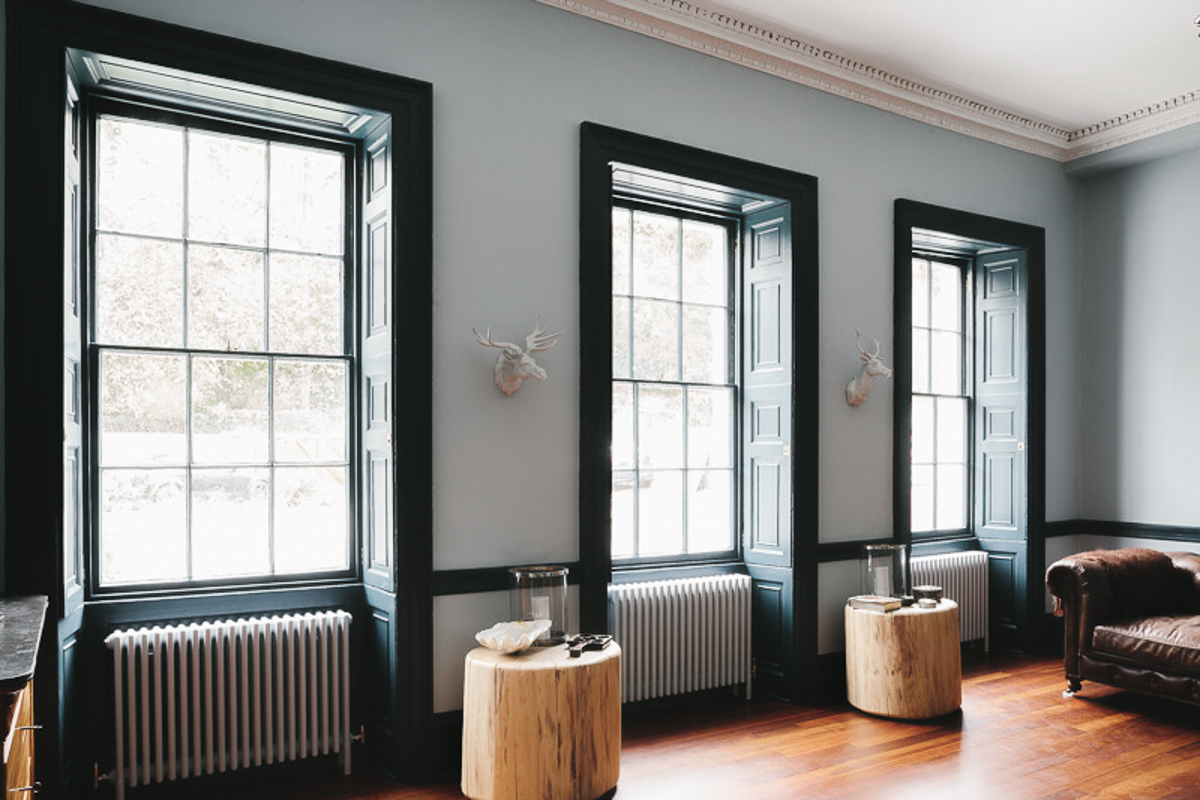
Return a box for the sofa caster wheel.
[1063,679,1081,698]
[1062,688,1076,699]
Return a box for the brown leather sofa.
[1045,548,1200,704]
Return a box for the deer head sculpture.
[845,329,892,406]
[472,319,563,397]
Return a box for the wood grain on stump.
[845,599,961,719]
[462,643,620,800]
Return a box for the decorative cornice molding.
[535,0,1200,163]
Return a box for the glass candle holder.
[510,566,569,645]
[860,544,910,599]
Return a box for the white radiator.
[104,610,352,800]
[912,551,989,650]
[608,574,751,704]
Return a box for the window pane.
[188,130,266,247]
[681,220,726,305]
[688,469,733,553]
[191,467,270,579]
[930,262,962,331]
[612,208,631,296]
[99,468,188,586]
[638,469,683,556]
[268,253,343,355]
[100,352,187,467]
[911,464,935,532]
[97,117,183,238]
[95,233,184,347]
[632,298,678,382]
[191,356,269,464]
[687,387,733,469]
[937,397,967,464]
[912,258,929,327]
[188,244,265,352]
[611,471,636,559]
[274,466,348,573]
[911,328,930,394]
[681,304,728,384]
[936,464,966,530]
[612,382,635,470]
[269,143,344,255]
[911,395,935,464]
[930,330,962,395]
[612,297,631,380]
[637,385,684,469]
[274,360,347,462]
[631,211,679,301]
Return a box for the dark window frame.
[909,250,973,541]
[610,196,742,567]
[82,95,362,595]
[579,124,820,704]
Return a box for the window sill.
[610,561,747,585]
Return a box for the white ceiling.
[703,0,1200,131]
[537,0,1200,160]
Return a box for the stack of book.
[848,594,902,612]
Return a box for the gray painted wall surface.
[60,0,1082,710]
[1078,148,1200,526]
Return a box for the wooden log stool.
[845,599,961,719]
[462,643,621,800]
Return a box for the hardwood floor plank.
[191,653,1200,800]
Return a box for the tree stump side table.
[844,599,961,719]
[461,643,621,800]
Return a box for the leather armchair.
[1046,547,1200,704]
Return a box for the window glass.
[613,206,735,561]
[911,256,968,535]
[93,113,350,587]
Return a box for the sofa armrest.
[1046,555,1117,678]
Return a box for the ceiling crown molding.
[535,0,1200,162]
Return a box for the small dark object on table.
[566,634,613,657]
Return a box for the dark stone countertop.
[0,596,47,692]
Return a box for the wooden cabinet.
[0,596,46,798]
[2,680,36,797]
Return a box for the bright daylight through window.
[610,206,736,560]
[95,113,351,587]
[910,256,968,533]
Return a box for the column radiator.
[912,551,989,650]
[608,574,751,704]
[103,610,352,800]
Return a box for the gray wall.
[71,0,1081,710]
[1077,148,1200,526]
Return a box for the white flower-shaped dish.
[475,619,552,654]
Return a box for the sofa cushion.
[1092,614,1200,678]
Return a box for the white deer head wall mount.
[845,329,892,407]
[472,318,563,397]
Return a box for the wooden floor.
[204,653,1200,799]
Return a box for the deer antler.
[855,329,881,361]
[524,317,563,353]
[472,327,521,353]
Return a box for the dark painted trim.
[431,562,582,596]
[893,199,1046,653]
[430,710,465,781]
[818,537,980,563]
[578,122,819,704]
[816,539,892,563]
[1045,519,1200,544]
[6,1,434,789]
